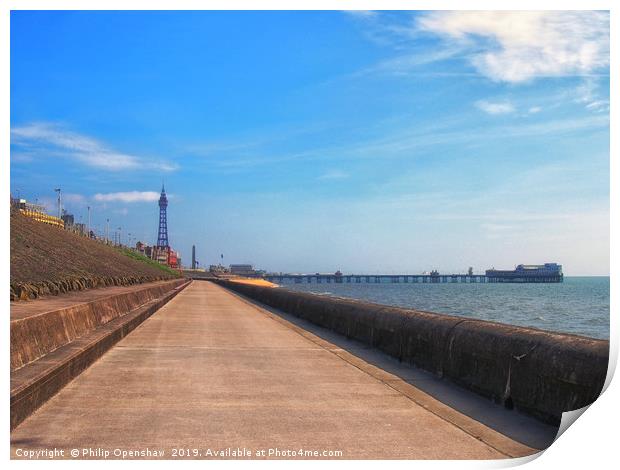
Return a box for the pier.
[266,273,489,284]
[264,266,563,284]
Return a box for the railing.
[18,209,64,228]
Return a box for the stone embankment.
[213,279,609,425]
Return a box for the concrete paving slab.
[11,281,540,460]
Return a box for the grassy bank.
[11,213,181,300]
[118,247,180,277]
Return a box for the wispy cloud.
[93,191,160,203]
[574,78,610,112]
[318,170,349,180]
[336,114,608,163]
[11,122,177,172]
[10,152,34,163]
[63,193,88,206]
[417,11,609,83]
[475,100,515,115]
[343,47,466,80]
[342,11,377,19]
[187,113,608,172]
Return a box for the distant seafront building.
[486,263,563,283]
[229,264,256,277]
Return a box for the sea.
[277,276,610,340]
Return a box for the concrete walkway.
[11,281,541,460]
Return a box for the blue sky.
[10,11,610,275]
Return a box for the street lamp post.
[54,188,62,219]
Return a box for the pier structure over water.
[265,273,489,284]
[264,273,563,284]
[265,263,564,284]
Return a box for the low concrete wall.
[11,278,186,371]
[11,279,191,429]
[213,280,609,425]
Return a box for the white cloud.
[418,11,609,83]
[528,106,542,114]
[94,191,160,203]
[11,122,177,172]
[475,100,515,115]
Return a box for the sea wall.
[213,279,609,425]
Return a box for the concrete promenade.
[11,281,545,459]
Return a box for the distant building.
[152,246,168,265]
[229,264,255,276]
[74,223,86,235]
[168,249,179,269]
[486,263,563,283]
[209,264,229,274]
[61,210,74,226]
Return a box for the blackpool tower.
[156,184,169,248]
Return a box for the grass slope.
[119,247,180,277]
[11,213,180,299]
